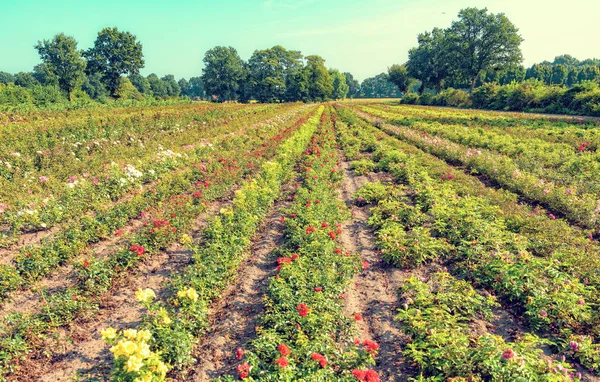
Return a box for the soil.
[338,159,414,381]
[184,182,296,381]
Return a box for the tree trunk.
[470,71,480,93]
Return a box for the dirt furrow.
[16,196,232,382]
[184,183,295,382]
[338,160,413,381]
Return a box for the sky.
[1,0,599,82]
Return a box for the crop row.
[0,103,294,237]
[218,108,381,381]
[338,107,600,373]
[359,105,600,196]
[0,106,311,304]
[0,107,315,378]
[99,107,324,380]
[348,107,600,230]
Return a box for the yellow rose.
[186,288,199,302]
[101,327,117,340]
[135,288,156,303]
[137,341,152,358]
[123,329,138,340]
[136,330,152,342]
[179,234,192,245]
[121,340,138,356]
[125,355,144,373]
[110,344,125,358]
[156,361,169,375]
[177,289,187,299]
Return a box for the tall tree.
[551,64,568,85]
[329,69,349,99]
[201,46,245,101]
[360,73,401,98]
[0,72,14,84]
[447,7,523,91]
[129,74,152,94]
[186,77,205,98]
[161,74,180,96]
[247,45,303,103]
[343,72,360,98]
[147,74,167,97]
[407,27,454,92]
[387,64,410,93]
[85,27,144,95]
[35,33,86,100]
[304,55,332,101]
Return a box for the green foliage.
[330,69,349,100]
[35,33,87,99]
[388,64,410,93]
[85,27,145,95]
[305,55,333,101]
[114,78,143,100]
[343,72,360,98]
[360,73,400,98]
[201,46,246,101]
[129,73,152,94]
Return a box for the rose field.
[0,101,599,382]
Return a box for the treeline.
[385,7,600,116]
[0,28,361,111]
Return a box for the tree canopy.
[85,27,144,95]
[35,33,86,99]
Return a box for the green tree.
[147,74,167,98]
[447,8,523,91]
[567,68,579,87]
[85,27,144,95]
[35,33,87,100]
[526,64,552,84]
[551,64,568,85]
[247,46,303,103]
[360,73,401,98]
[285,68,310,102]
[0,72,14,84]
[14,72,39,88]
[114,77,142,100]
[553,54,580,67]
[201,46,245,101]
[32,63,59,86]
[343,72,360,98]
[186,77,204,98]
[129,74,152,94]
[82,72,109,99]
[304,55,332,101]
[387,64,410,93]
[178,78,189,96]
[407,27,454,92]
[329,69,349,99]
[161,74,180,96]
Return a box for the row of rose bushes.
[0,106,310,302]
[359,105,600,196]
[0,103,293,237]
[351,108,600,230]
[399,271,580,381]
[337,107,600,373]
[99,107,324,380]
[216,108,380,381]
[0,107,316,378]
[366,103,600,153]
[337,105,600,289]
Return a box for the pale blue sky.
[1,0,598,81]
